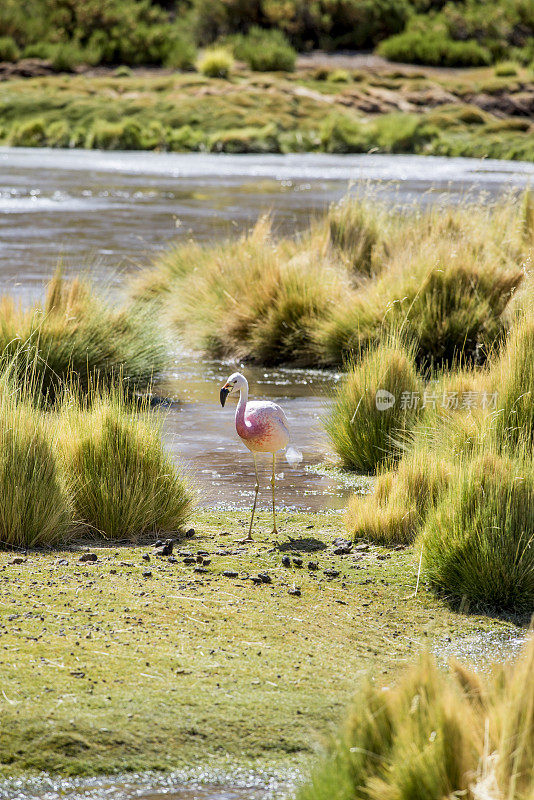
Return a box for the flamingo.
[220,372,294,540]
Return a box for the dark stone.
[142,570,152,578]
[79,553,97,563]
[288,586,301,597]
[10,556,25,565]
[183,557,196,565]
[154,539,174,556]
[307,561,319,571]
[258,572,272,584]
[222,570,239,578]
[332,538,352,555]
[185,528,195,538]
[194,567,208,574]
[292,557,303,568]
[281,555,291,567]
[142,554,150,562]
[354,543,370,552]
[167,556,178,564]
[324,569,340,578]
[251,576,263,585]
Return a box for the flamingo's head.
[220,372,247,407]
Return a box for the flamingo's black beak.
[220,385,230,407]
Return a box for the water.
[1,148,533,510]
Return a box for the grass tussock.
[324,338,422,473]
[60,389,192,540]
[298,636,534,800]
[0,374,192,548]
[0,270,168,400]
[326,196,388,277]
[347,450,452,545]
[0,385,73,549]
[420,449,534,612]
[136,215,350,366]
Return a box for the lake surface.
[1,148,533,510]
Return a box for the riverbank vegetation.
[1,63,533,160]
[0,509,526,778]
[299,634,534,800]
[0,0,533,70]
[132,192,529,370]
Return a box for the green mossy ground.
[0,509,526,778]
[0,63,533,159]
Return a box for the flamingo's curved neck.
[235,381,249,426]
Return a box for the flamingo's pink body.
[235,397,290,454]
[220,372,291,538]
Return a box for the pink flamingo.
[220,372,291,540]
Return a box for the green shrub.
[164,33,197,70]
[324,338,422,473]
[63,390,192,540]
[329,68,350,83]
[233,27,296,72]
[298,638,534,800]
[378,29,491,66]
[197,48,233,78]
[495,60,519,76]
[320,114,368,154]
[0,36,20,61]
[0,390,72,549]
[421,450,534,611]
[114,65,133,77]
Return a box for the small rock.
[251,576,263,585]
[142,554,150,562]
[288,585,301,597]
[142,570,152,578]
[110,569,117,575]
[307,561,319,571]
[154,539,174,556]
[183,557,196,565]
[196,555,204,563]
[324,569,340,578]
[354,543,369,552]
[185,528,195,538]
[336,599,348,605]
[258,572,272,584]
[222,570,239,578]
[57,559,68,566]
[194,567,208,574]
[79,553,97,563]
[167,556,178,564]
[155,539,163,547]
[292,557,303,568]
[10,556,25,565]
[333,538,352,554]
[377,553,391,560]
[281,555,291,568]
[202,559,211,566]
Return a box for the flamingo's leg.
[247,453,260,541]
[270,452,278,535]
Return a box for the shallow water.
[1,148,533,509]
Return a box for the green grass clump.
[326,196,387,276]
[0,35,20,61]
[0,390,72,549]
[495,59,520,76]
[0,271,168,400]
[420,450,534,612]
[324,338,422,473]
[298,637,534,800]
[62,390,192,540]
[347,450,452,544]
[378,28,491,66]
[233,27,296,72]
[197,48,234,78]
[494,317,534,451]
[138,216,349,365]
